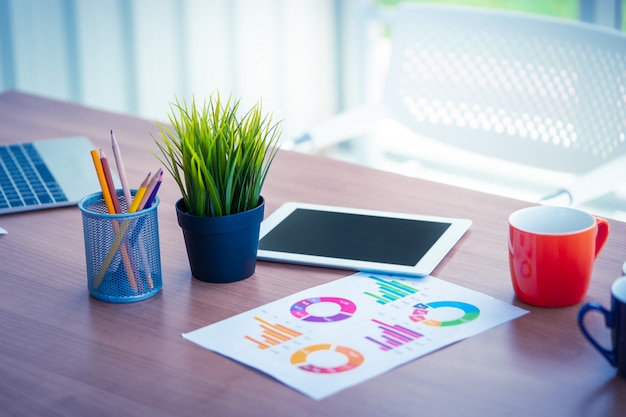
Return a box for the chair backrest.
[384,3,626,175]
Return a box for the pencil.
[93,218,135,288]
[137,168,162,211]
[90,149,138,293]
[135,169,162,289]
[93,171,159,288]
[100,149,121,214]
[110,130,132,212]
[128,173,151,213]
[98,170,163,288]
[144,170,163,208]
[90,150,115,214]
[103,148,146,291]
[130,169,161,290]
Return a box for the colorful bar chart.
[245,317,302,350]
[365,319,424,351]
[363,275,418,305]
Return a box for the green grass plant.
[153,93,281,217]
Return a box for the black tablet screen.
[258,209,451,266]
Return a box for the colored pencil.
[94,171,158,288]
[95,201,162,290]
[131,169,162,290]
[110,130,133,212]
[134,169,162,288]
[144,170,163,208]
[90,150,115,214]
[128,173,151,213]
[90,149,138,292]
[137,168,162,211]
[100,149,122,214]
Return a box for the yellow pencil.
[128,173,151,213]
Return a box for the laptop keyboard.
[0,143,68,211]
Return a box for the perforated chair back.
[384,4,626,175]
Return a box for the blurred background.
[1,0,624,218]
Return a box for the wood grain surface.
[1,91,624,417]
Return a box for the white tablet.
[258,202,471,276]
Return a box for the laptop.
[0,136,107,215]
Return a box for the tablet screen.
[258,202,471,276]
[259,208,452,266]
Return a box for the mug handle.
[593,217,610,259]
[577,302,616,366]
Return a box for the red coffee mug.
[508,206,609,307]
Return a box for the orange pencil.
[90,150,115,214]
[90,149,138,293]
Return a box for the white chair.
[294,3,626,213]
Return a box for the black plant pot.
[175,197,265,283]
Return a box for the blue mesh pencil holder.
[79,190,162,303]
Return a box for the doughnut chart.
[290,297,356,322]
[290,343,364,373]
[410,301,480,326]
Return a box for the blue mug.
[577,277,626,378]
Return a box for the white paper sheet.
[183,272,528,400]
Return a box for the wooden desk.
[1,91,624,416]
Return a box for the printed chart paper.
[183,272,528,400]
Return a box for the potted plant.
[153,93,281,283]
